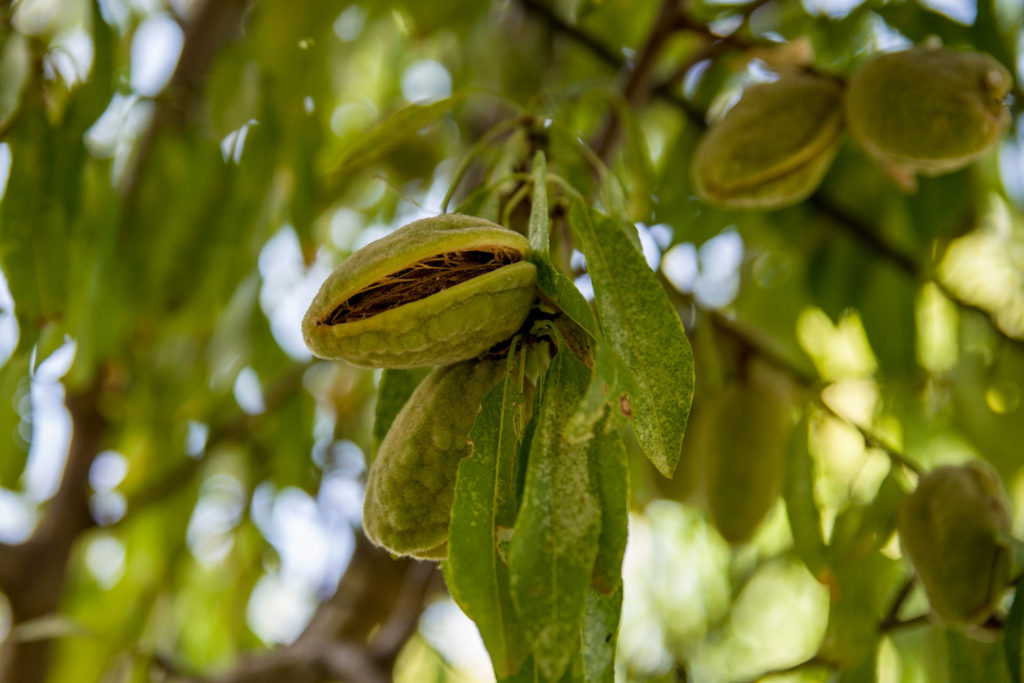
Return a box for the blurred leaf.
[614,97,655,222]
[829,472,905,560]
[0,351,29,487]
[446,370,530,678]
[0,33,30,129]
[1006,581,1024,683]
[818,552,903,670]
[569,201,694,477]
[784,414,828,575]
[323,96,463,198]
[948,628,1012,683]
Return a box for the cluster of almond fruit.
[693,45,1012,208]
[303,214,538,559]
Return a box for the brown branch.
[119,0,250,205]
[188,535,442,683]
[0,373,108,683]
[517,0,623,71]
[592,0,685,159]
[878,577,918,632]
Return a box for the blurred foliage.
[1,0,1024,681]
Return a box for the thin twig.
[878,576,916,631]
[592,0,685,159]
[813,396,923,476]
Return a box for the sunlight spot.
[0,268,19,367]
[662,243,698,294]
[401,59,452,103]
[574,273,594,301]
[89,450,127,491]
[258,224,332,360]
[130,13,183,95]
[797,307,877,380]
[919,0,976,24]
[333,5,366,42]
[0,489,36,543]
[0,144,13,203]
[985,380,1020,414]
[801,0,864,19]
[233,366,265,415]
[695,229,743,309]
[420,599,493,681]
[915,282,958,373]
[85,534,126,589]
[186,473,245,567]
[47,28,94,86]
[89,490,126,525]
[219,119,258,164]
[24,340,76,503]
[185,420,208,458]
[247,574,316,645]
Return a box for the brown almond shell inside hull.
[318,246,524,326]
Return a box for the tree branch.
[187,535,441,683]
[119,0,250,205]
[0,373,108,683]
[592,0,685,159]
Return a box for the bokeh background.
[1,0,1024,681]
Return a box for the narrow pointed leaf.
[533,253,599,338]
[510,349,601,681]
[529,151,549,256]
[784,414,827,574]
[582,586,622,682]
[445,372,530,678]
[589,426,628,595]
[1005,581,1024,683]
[568,200,694,477]
[324,96,462,192]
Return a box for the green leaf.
[566,339,636,444]
[533,253,599,338]
[613,97,655,222]
[510,348,601,682]
[948,628,1012,683]
[0,351,30,488]
[784,415,827,575]
[371,368,428,465]
[445,371,530,678]
[0,33,30,130]
[589,425,629,595]
[502,657,540,682]
[324,96,462,194]
[1006,581,1024,683]
[581,585,622,682]
[568,200,694,477]
[529,151,549,256]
